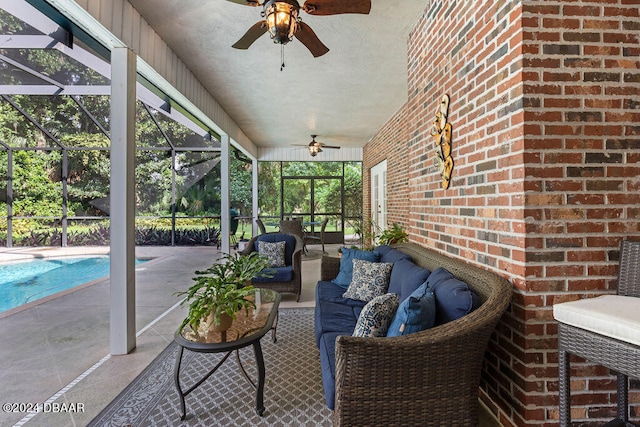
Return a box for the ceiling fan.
[227,0,372,58]
[294,135,340,157]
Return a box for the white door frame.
[370,160,387,233]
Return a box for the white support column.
[110,47,136,355]
[252,158,259,236]
[220,135,230,254]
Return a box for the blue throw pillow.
[375,245,413,263]
[386,282,436,337]
[387,259,431,302]
[426,267,482,325]
[332,247,380,288]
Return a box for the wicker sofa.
[315,242,512,427]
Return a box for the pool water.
[0,256,147,313]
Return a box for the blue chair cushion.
[331,247,380,288]
[386,281,436,337]
[387,258,431,302]
[255,233,296,265]
[251,266,293,283]
[375,245,413,264]
[426,267,482,325]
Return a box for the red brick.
[362,2,640,426]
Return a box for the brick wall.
[363,0,640,425]
[363,104,410,235]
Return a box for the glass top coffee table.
[173,288,280,420]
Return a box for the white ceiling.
[127,0,426,150]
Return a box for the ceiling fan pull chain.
[280,45,285,71]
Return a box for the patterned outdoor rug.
[89,308,332,426]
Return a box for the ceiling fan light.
[308,145,321,156]
[265,0,299,44]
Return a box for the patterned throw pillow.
[331,247,380,288]
[257,240,286,268]
[352,293,399,337]
[342,259,393,302]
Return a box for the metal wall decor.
[431,94,453,189]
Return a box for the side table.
[173,288,280,420]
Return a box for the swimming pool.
[0,256,147,313]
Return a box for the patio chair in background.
[256,218,267,235]
[279,218,304,241]
[280,218,308,254]
[304,217,329,253]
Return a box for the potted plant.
[176,252,271,332]
[377,223,409,245]
[356,218,380,251]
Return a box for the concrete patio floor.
[0,243,500,426]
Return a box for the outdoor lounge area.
[1,241,637,426]
[0,243,503,426]
[1,0,640,426]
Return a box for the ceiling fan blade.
[294,22,329,57]
[225,0,261,6]
[321,145,340,149]
[302,0,371,16]
[232,21,268,50]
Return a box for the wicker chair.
[279,218,304,239]
[280,218,306,253]
[238,232,303,301]
[304,217,329,253]
[321,242,512,427]
[555,240,640,426]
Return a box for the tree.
[258,162,280,217]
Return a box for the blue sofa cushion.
[317,280,368,308]
[387,281,436,337]
[314,280,365,346]
[318,331,343,410]
[375,245,413,264]
[254,233,296,265]
[387,258,432,302]
[342,259,393,302]
[332,247,380,288]
[316,278,347,300]
[426,267,482,325]
[352,293,399,337]
[251,266,293,283]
